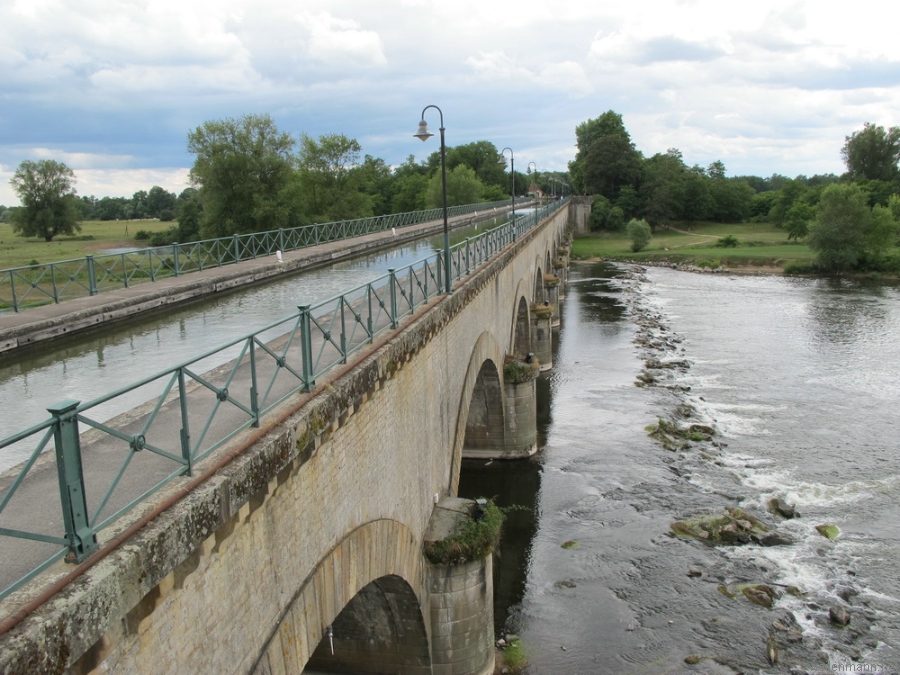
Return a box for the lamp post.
[526,162,537,201]
[500,147,515,240]
[413,105,451,294]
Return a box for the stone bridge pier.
[0,204,572,674]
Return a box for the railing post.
[177,368,193,475]
[9,270,18,313]
[87,255,97,296]
[51,263,59,303]
[120,253,129,288]
[465,238,471,274]
[278,228,285,255]
[298,305,315,392]
[339,302,348,363]
[388,269,399,329]
[48,400,98,563]
[233,234,240,263]
[173,243,181,276]
[249,339,260,427]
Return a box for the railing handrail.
[0,198,527,313]
[0,198,570,600]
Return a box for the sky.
[1,0,899,206]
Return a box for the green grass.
[572,221,816,271]
[0,220,173,270]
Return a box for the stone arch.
[450,332,504,483]
[545,249,552,276]
[252,519,428,675]
[509,278,532,358]
[532,265,545,304]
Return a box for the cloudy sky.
[1,0,898,206]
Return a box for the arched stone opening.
[512,296,530,358]
[306,575,431,674]
[462,359,506,457]
[251,520,427,675]
[532,267,545,304]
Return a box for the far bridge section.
[0,198,589,674]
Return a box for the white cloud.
[2,0,899,191]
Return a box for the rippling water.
[460,262,900,674]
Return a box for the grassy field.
[571,221,816,271]
[0,220,173,270]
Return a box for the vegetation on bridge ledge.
[424,500,504,566]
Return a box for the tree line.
[571,111,900,272]
[3,113,566,246]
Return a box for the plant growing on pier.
[424,500,505,565]
[503,355,539,384]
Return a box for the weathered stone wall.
[0,205,569,674]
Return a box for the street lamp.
[499,147,515,240]
[414,105,451,294]
[526,162,537,201]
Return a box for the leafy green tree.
[446,141,507,191]
[784,202,816,240]
[615,185,642,219]
[424,164,484,207]
[146,186,177,218]
[188,114,297,237]
[607,206,626,231]
[589,195,611,230]
[808,183,898,271]
[680,169,713,223]
[582,135,642,200]
[571,111,640,197]
[841,122,900,182]
[768,179,809,226]
[639,150,687,227]
[709,178,755,223]
[297,133,371,222]
[626,218,652,252]
[176,188,203,241]
[9,159,82,241]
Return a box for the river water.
[460,262,900,674]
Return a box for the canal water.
[0,221,502,469]
[459,262,900,674]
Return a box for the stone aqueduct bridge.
[0,199,592,675]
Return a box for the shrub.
[424,500,504,565]
[626,218,652,252]
[715,235,739,248]
[504,356,539,383]
[134,230,151,240]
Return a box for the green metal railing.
[0,198,569,599]
[0,200,516,313]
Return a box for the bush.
[424,500,504,565]
[134,230,151,240]
[504,356,539,383]
[715,234,739,248]
[626,218,652,252]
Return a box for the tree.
[807,183,898,271]
[841,122,900,182]
[188,114,297,237]
[446,141,507,191]
[146,186,177,218]
[424,165,484,207]
[9,159,82,241]
[391,156,429,213]
[571,110,639,196]
[626,218,652,252]
[297,133,371,222]
[581,135,642,200]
